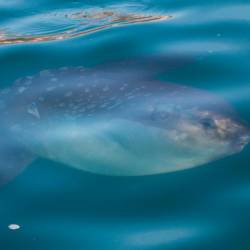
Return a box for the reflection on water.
[0,6,170,45]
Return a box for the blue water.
[0,0,250,249]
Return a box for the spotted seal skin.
[0,62,249,184]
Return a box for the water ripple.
[0,6,170,45]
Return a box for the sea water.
[0,0,250,249]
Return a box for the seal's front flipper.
[0,131,35,186]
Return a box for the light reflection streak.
[0,9,170,45]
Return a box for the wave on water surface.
[0,5,170,45]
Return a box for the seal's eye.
[200,118,216,129]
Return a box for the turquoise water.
[0,0,250,249]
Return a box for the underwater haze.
[0,0,250,249]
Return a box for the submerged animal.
[0,60,249,184]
